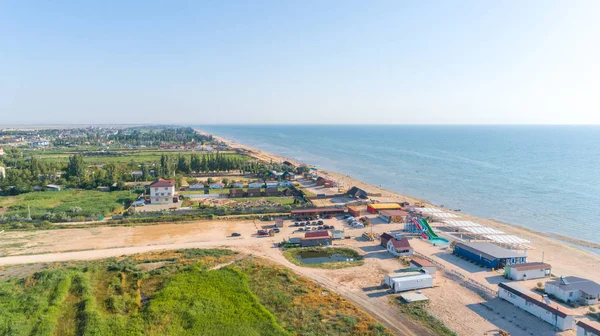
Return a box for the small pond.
[296,250,355,264]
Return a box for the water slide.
[417,218,439,240]
[411,218,429,240]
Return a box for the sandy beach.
[200,129,600,278]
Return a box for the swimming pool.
[429,238,449,246]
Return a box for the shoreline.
[197,128,600,255]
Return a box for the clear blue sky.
[1,1,599,124]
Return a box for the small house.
[453,242,527,269]
[379,209,408,223]
[367,203,401,214]
[248,182,264,188]
[300,231,332,247]
[265,182,279,188]
[380,232,394,247]
[330,230,344,239]
[384,271,433,293]
[265,187,279,196]
[229,189,244,198]
[577,320,600,336]
[347,206,361,217]
[545,277,600,305]
[347,186,368,199]
[409,258,437,274]
[386,237,413,257]
[504,262,552,281]
[189,184,204,190]
[209,183,225,189]
[282,171,296,180]
[290,207,346,218]
[231,182,244,188]
[498,282,575,331]
[46,184,62,191]
[247,188,261,197]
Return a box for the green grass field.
[283,247,365,269]
[0,249,390,336]
[35,151,248,165]
[0,190,135,220]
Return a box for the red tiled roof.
[305,231,331,238]
[389,237,411,249]
[510,262,551,271]
[380,233,393,242]
[149,178,175,187]
[410,257,434,268]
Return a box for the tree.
[177,155,189,174]
[190,154,201,173]
[66,154,85,181]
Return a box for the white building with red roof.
[149,178,176,204]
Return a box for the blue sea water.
[197,125,600,245]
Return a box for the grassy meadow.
[0,190,135,220]
[283,247,365,269]
[0,249,391,336]
[35,151,248,165]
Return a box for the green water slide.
[418,218,439,239]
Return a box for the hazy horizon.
[2,1,599,125]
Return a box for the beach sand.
[201,130,600,281]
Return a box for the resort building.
[386,236,413,257]
[264,187,279,196]
[379,209,408,223]
[453,242,526,269]
[577,320,600,336]
[409,257,437,274]
[149,178,176,204]
[248,182,264,188]
[347,186,368,199]
[229,189,244,198]
[545,277,600,305]
[504,262,552,281]
[246,188,261,197]
[290,207,346,218]
[188,183,204,190]
[498,282,575,331]
[347,206,361,217]
[384,271,433,293]
[300,231,332,247]
[330,230,344,239]
[367,203,402,214]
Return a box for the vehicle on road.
[231,232,241,237]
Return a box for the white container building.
[498,282,575,331]
[384,272,433,293]
[504,262,551,281]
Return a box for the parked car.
[273,228,280,233]
[317,220,323,225]
[231,232,241,237]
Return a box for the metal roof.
[456,242,525,259]
[499,282,571,318]
[546,277,600,296]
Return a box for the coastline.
[196,128,600,279]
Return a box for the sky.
[1,1,599,125]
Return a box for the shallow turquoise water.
[429,238,449,245]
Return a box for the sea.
[197,125,600,249]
